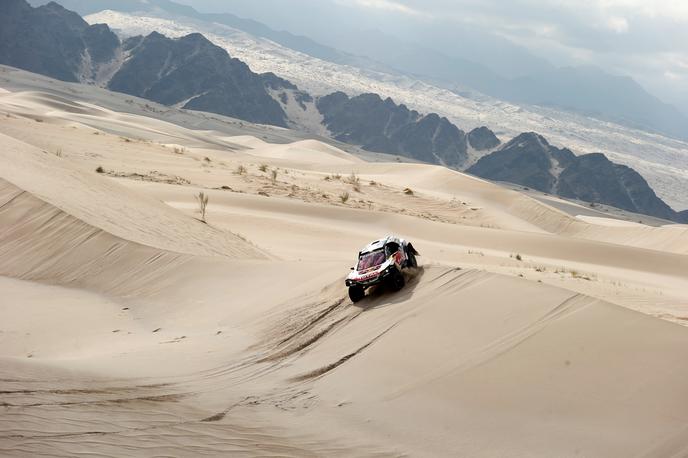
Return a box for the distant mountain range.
[4,0,686,223]
[28,0,688,142]
[468,133,681,221]
[110,31,290,126]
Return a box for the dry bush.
[271,169,278,183]
[196,191,209,222]
[403,187,414,195]
[95,166,105,174]
[235,164,247,175]
[345,171,360,184]
[340,191,350,203]
[259,163,268,172]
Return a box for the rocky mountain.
[109,32,289,126]
[0,0,119,82]
[0,0,297,126]
[468,132,679,221]
[317,92,469,167]
[468,126,501,151]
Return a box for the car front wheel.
[349,285,365,303]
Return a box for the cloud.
[327,0,688,107]
[606,16,629,33]
[339,0,428,17]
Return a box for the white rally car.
[345,235,419,302]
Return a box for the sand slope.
[1,77,688,457]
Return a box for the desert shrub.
[259,164,268,172]
[95,166,104,173]
[271,169,278,183]
[403,187,414,195]
[235,164,247,175]
[196,191,209,222]
[340,191,350,203]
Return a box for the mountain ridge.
[468,133,681,221]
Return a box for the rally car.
[345,235,419,302]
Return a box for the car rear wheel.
[387,269,406,292]
[349,285,365,303]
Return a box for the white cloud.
[346,0,427,16]
[664,70,682,81]
[606,16,629,33]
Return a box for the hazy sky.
[181,0,688,110]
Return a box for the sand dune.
[2,78,688,457]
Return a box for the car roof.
[359,235,403,254]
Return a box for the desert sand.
[2,71,688,457]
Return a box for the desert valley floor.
[2,69,688,457]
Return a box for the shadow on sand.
[353,266,426,311]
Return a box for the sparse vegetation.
[340,191,350,203]
[54,148,63,158]
[196,191,209,223]
[510,253,523,261]
[271,169,278,183]
[120,136,132,143]
[96,166,104,173]
[345,172,361,192]
[403,187,414,195]
[259,163,268,172]
[235,164,247,175]
[554,267,597,281]
[173,146,185,154]
[204,156,211,163]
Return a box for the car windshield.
[357,249,386,270]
